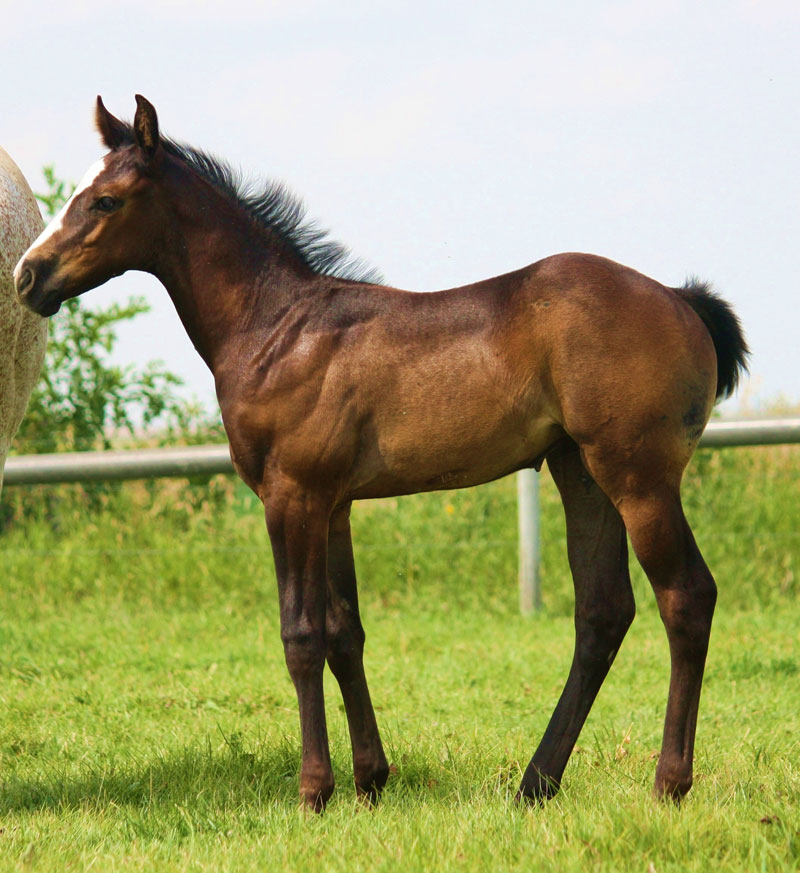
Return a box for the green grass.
[0,446,798,871]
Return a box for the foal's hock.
[15,96,748,810]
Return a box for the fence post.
[517,468,541,615]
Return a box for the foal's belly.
[344,407,562,500]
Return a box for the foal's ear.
[133,94,160,160]
[95,96,128,151]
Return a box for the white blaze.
[13,156,108,283]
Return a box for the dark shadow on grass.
[1,733,527,816]
[0,736,304,814]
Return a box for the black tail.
[675,278,749,400]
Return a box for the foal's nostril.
[16,266,35,299]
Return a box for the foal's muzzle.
[14,256,62,317]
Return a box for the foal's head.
[15,96,166,316]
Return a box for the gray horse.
[0,148,47,492]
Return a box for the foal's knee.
[281,623,326,679]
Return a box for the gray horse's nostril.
[16,266,34,298]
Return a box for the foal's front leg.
[264,485,334,811]
[326,504,390,802]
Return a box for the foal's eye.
[95,195,119,213]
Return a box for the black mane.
[116,123,383,285]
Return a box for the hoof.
[300,778,335,813]
[516,769,560,806]
[355,760,391,806]
[653,764,693,802]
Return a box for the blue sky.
[2,0,798,414]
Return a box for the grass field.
[0,446,798,871]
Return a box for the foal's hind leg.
[613,489,716,799]
[578,441,717,800]
[325,504,390,803]
[517,440,635,803]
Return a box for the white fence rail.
[4,444,233,486]
[5,418,800,614]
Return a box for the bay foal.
[15,97,748,810]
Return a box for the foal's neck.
[152,163,317,373]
